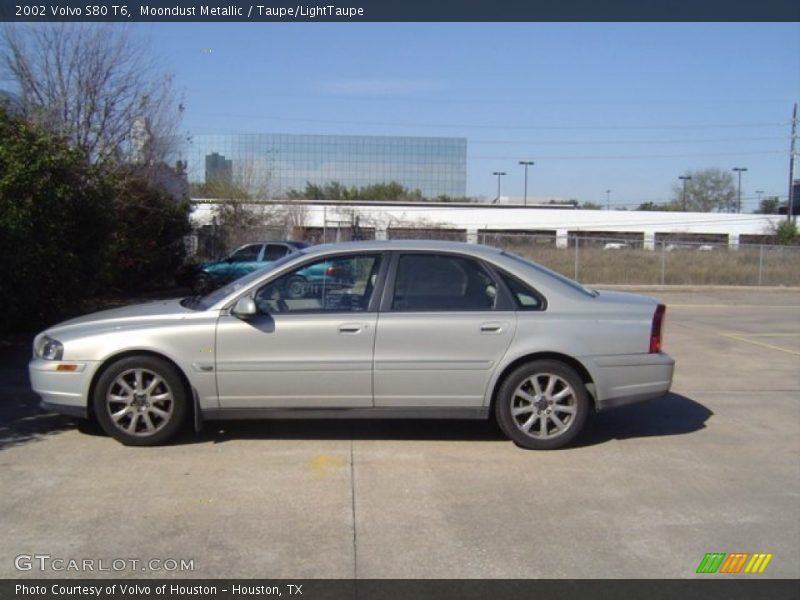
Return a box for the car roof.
[301,239,505,258]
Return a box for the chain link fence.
[473,232,800,287]
[187,221,800,287]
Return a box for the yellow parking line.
[738,333,800,337]
[720,333,800,356]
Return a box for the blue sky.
[134,22,798,209]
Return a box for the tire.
[192,273,213,295]
[93,356,188,446]
[284,275,308,299]
[495,360,589,450]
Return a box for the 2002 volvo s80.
[29,241,674,449]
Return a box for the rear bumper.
[583,352,675,411]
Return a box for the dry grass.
[482,236,800,287]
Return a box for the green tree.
[756,196,781,214]
[671,168,737,212]
[106,168,192,291]
[287,181,424,201]
[190,179,250,200]
[0,108,193,331]
[0,108,113,331]
[637,201,678,211]
[773,219,799,245]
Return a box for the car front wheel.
[495,360,589,450]
[94,356,188,446]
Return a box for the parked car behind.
[176,241,310,294]
[30,241,674,449]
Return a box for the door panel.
[214,252,385,408]
[374,252,517,408]
[373,312,515,407]
[216,313,376,408]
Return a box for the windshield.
[187,251,305,310]
[501,251,598,297]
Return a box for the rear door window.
[264,244,290,261]
[391,254,498,311]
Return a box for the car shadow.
[1,339,712,450]
[0,337,77,451]
[176,418,509,445]
[172,392,711,447]
[573,392,712,447]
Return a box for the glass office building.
[178,133,467,198]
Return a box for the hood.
[46,298,194,338]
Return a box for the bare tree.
[670,168,737,213]
[1,23,182,166]
[205,158,304,251]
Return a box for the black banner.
[2,580,800,600]
[1,0,799,22]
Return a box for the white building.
[190,199,784,249]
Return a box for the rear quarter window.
[498,271,546,311]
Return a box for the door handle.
[339,323,366,334]
[480,322,504,333]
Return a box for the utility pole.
[493,171,506,202]
[732,167,748,213]
[788,102,797,221]
[605,189,611,210]
[679,175,692,211]
[519,161,534,206]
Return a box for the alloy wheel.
[105,368,174,437]
[510,372,577,439]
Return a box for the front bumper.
[583,352,675,411]
[29,358,96,419]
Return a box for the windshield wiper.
[180,295,204,309]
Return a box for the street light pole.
[605,189,611,210]
[493,171,506,202]
[679,175,692,211]
[732,167,748,213]
[519,161,534,206]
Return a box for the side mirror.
[231,297,258,319]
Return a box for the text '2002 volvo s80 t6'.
[29,241,674,449]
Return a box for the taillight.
[650,304,666,353]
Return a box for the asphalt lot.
[1,288,798,579]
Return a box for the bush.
[0,109,113,331]
[0,109,192,332]
[774,219,799,246]
[106,170,192,291]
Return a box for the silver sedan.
[29,240,674,449]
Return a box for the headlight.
[35,335,64,361]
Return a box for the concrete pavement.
[1,289,798,578]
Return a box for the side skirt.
[202,407,490,421]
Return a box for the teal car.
[187,241,309,294]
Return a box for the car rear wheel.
[495,360,589,450]
[284,275,308,299]
[94,356,188,446]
